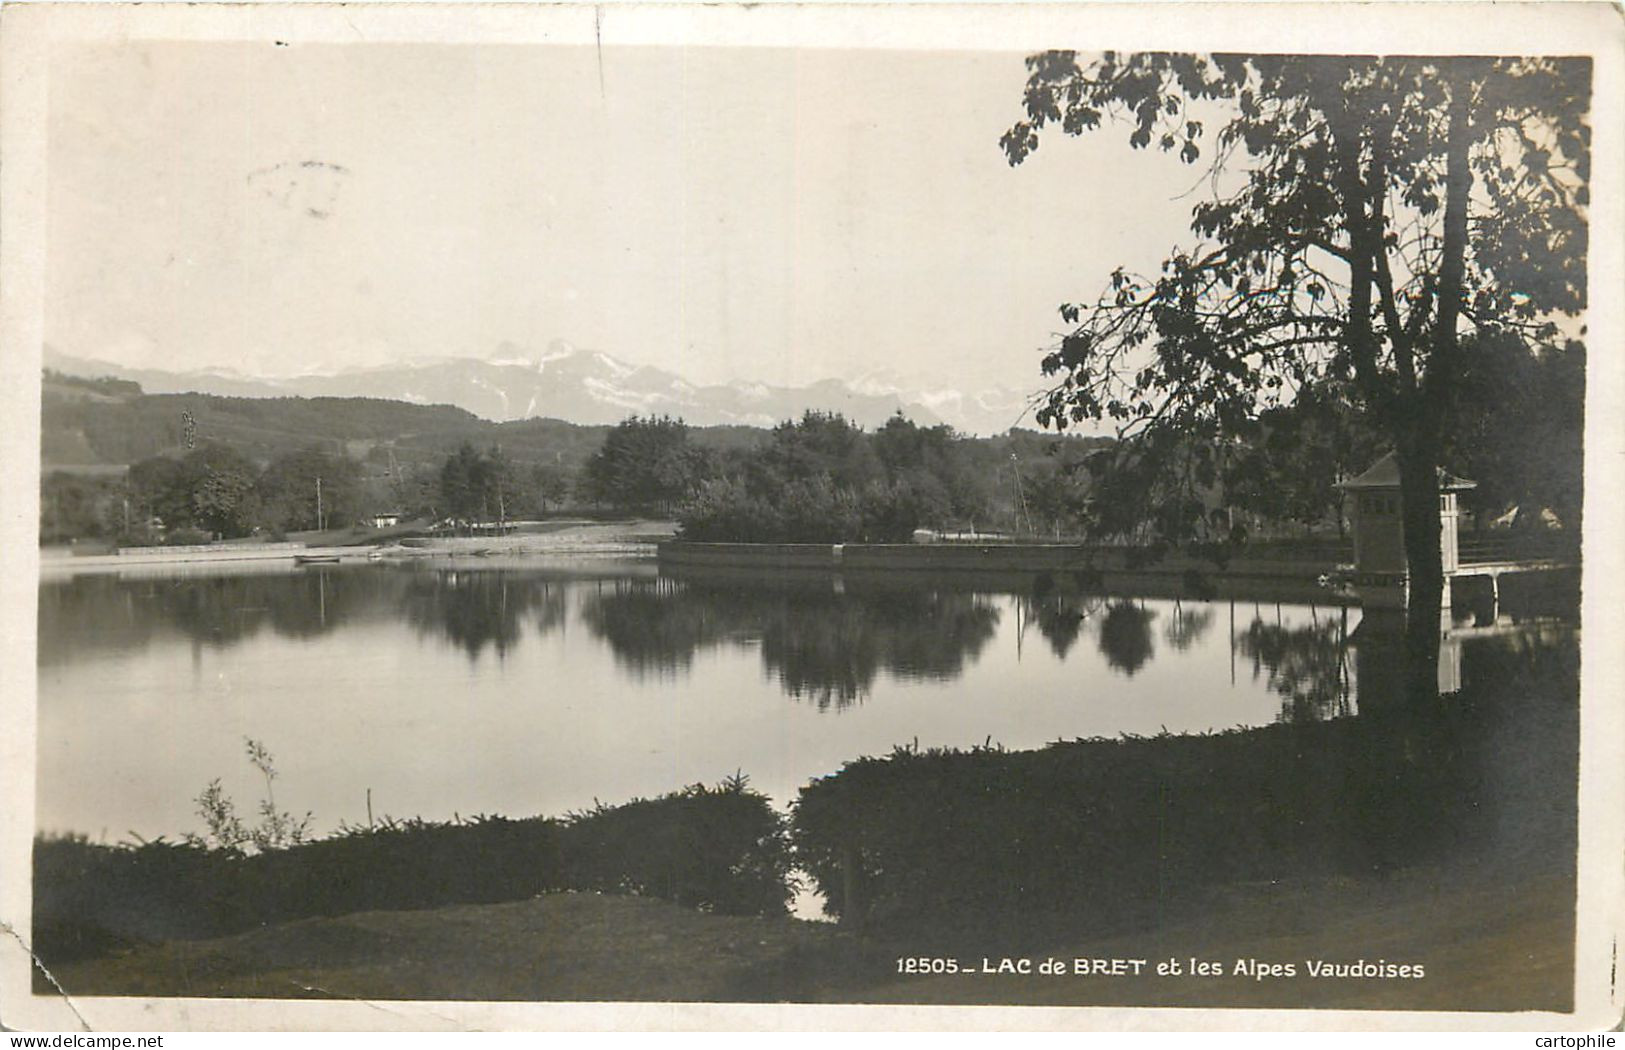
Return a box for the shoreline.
[38,521,679,573]
[660,539,1357,606]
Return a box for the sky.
[47,41,1208,393]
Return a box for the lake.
[35,555,1569,863]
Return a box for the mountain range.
[41,340,1040,436]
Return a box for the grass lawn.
[43,852,1570,1010]
[857,859,1572,1011]
[45,892,868,1003]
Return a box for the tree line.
[571,410,1129,543]
[43,444,371,545]
[41,440,563,544]
[41,378,1579,548]
[39,410,1104,545]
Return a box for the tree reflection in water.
[1097,600,1157,676]
[576,577,728,678]
[1162,601,1215,652]
[38,567,579,667]
[37,570,389,664]
[40,575,165,665]
[400,570,566,663]
[1022,594,1103,660]
[578,577,1001,710]
[41,567,1571,726]
[1236,606,1354,723]
[1022,572,1097,660]
[764,589,1002,711]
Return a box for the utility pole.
[1010,453,1033,537]
[495,444,507,533]
[316,475,324,532]
[386,446,404,508]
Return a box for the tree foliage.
[114,443,372,541]
[434,443,521,524]
[1004,52,1586,503]
[530,460,574,515]
[257,449,363,532]
[1004,52,1589,696]
[127,443,263,538]
[1446,332,1584,529]
[1223,381,1385,536]
[580,416,711,513]
[678,412,1000,543]
[40,471,127,543]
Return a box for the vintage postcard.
[1,1,1621,1033]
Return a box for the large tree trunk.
[1389,70,1474,709]
[1396,437,1444,705]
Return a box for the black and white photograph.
[2,2,1621,1032]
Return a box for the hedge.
[790,639,1577,935]
[34,778,791,965]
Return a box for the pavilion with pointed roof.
[1337,452,1477,609]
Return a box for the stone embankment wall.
[657,541,1348,604]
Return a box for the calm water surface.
[36,558,1547,847]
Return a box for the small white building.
[1337,452,1475,609]
[370,512,401,529]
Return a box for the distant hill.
[43,340,1039,435]
[41,369,774,478]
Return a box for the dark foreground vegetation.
[791,637,1576,947]
[34,777,790,968]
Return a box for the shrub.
[678,478,784,542]
[190,738,312,853]
[32,834,228,962]
[679,476,931,543]
[34,776,793,965]
[790,652,1578,935]
[556,773,793,916]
